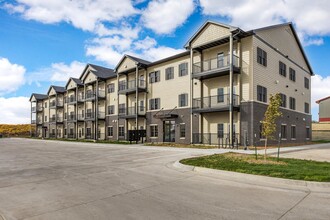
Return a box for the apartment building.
[30,21,313,146]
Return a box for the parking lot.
[0,138,329,220]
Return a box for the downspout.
[135,64,139,133]
[116,73,119,141]
[229,33,234,148]
[95,79,99,141]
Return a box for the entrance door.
[163,120,175,142]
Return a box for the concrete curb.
[174,160,330,192]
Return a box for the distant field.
[0,124,31,137]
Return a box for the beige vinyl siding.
[83,72,97,84]
[106,78,118,115]
[319,99,330,119]
[255,25,309,71]
[203,112,239,134]
[117,57,136,73]
[147,55,191,110]
[240,36,253,101]
[252,36,311,114]
[48,88,56,96]
[67,79,77,90]
[191,23,231,48]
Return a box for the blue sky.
[0,0,330,123]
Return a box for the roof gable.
[254,23,313,75]
[80,64,115,81]
[185,21,236,48]
[115,54,151,73]
[29,93,48,102]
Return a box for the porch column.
[116,74,120,141]
[229,33,234,148]
[95,80,99,141]
[135,64,139,132]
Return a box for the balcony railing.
[49,133,56,138]
[85,90,106,101]
[192,55,240,79]
[118,106,146,117]
[85,112,95,120]
[67,114,76,121]
[192,94,239,112]
[31,106,36,112]
[85,133,95,140]
[77,95,84,102]
[98,112,105,119]
[192,133,239,148]
[67,96,76,104]
[50,117,63,123]
[77,114,85,121]
[49,100,64,108]
[37,106,43,112]
[118,80,146,94]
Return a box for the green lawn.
[180,153,330,182]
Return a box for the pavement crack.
[277,190,311,220]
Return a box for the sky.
[1,0,330,124]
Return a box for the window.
[119,104,125,114]
[304,77,309,89]
[289,68,296,82]
[107,126,113,137]
[64,112,67,120]
[45,102,47,108]
[149,71,160,83]
[140,100,144,112]
[217,88,224,103]
[217,124,224,138]
[86,128,91,136]
[52,129,55,135]
[82,128,84,136]
[179,62,188,77]
[257,47,267,66]
[180,124,185,138]
[306,127,310,139]
[281,125,287,139]
[108,83,115,93]
[119,126,125,137]
[108,105,115,115]
[178,93,188,107]
[149,98,160,110]
[150,125,158,137]
[86,109,92,118]
[279,61,286,77]
[119,81,126,91]
[291,126,296,139]
[280,93,287,108]
[257,85,267,102]
[165,67,174,80]
[305,102,310,114]
[45,116,47,122]
[64,129,67,136]
[289,97,296,110]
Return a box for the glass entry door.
[163,120,175,142]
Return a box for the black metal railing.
[118,106,146,116]
[118,79,146,92]
[85,90,106,100]
[77,95,84,102]
[193,54,239,74]
[98,112,105,119]
[67,96,76,103]
[192,94,239,110]
[192,133,239,148]
[49,133,56,138]
[67,114,76,121]
[85,133,95,139]
[49,117,63,123]
[50,100,64,108]
[85,112,95,120]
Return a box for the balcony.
[49,100,64,108]
[118,80,147,95]
[49,117,64,123]
[77,114,85,121]
[118,106,146,119]
[85,90,106,102]
[192,54,240,80]
[192,94,240,113]
[67,114,76,122]
[67,96,76,105]
[31,119,36,124]
[84,112,105,120]
[98,112,106,120]
[31,106,36,113]
[77,95,84,102]
[37,106,43,112]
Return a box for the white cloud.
[3,0,138,32]
[0,96,30,124]
[199,0,330,45]
[312,74,330,109]
[0,58,25,95]
[141,0,195,34]
[27,61,85,84]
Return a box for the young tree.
[261,93,282,160]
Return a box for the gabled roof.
[65,77,83,89]
[184,20,238,48]
[80,63,115,81]
[47,85,66,95]
[252,22,314,75]
[114,54,151,72]
[148,51,190,67]
[316,96,330,104]
[29,93,48,101]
